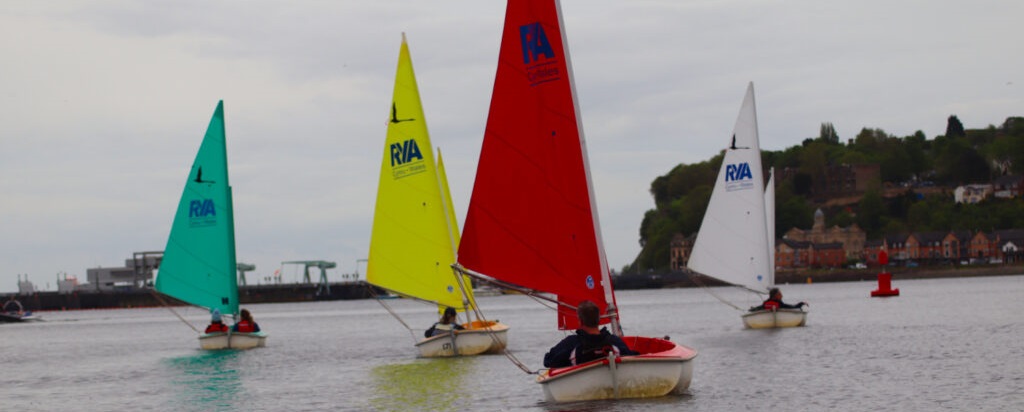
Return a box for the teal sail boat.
[155,101,266,350]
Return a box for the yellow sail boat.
[366,34,509,357]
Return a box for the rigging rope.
[366,285,420,343]
[150,290,201,333]
[690,273,749,312]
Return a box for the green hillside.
[629,116,1024,272]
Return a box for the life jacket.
[205,322,228,333]
[570,330,620,365]
[763,300,780,311]
[235,320,256,333]
[429,323,456,337]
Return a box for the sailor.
[750,287,806,311]
[204,308,229,333]
[232,308,261,333]
[543,300,638,368]
[425,307,465,337]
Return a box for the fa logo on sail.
[520,22,561,86]
[391,139,424,166]
[519,22,554,64]
[190,199,216,218]
[725,162,753,182]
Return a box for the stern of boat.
[415,321,509,357]
[537,336,697,402]
[742,309,807,329]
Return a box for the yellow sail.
[367,34,469,313]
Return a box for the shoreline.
[613,263,1024,290]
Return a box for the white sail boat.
[453,0,697,402]
[155,101,268,349]
[366,34,509,358]
[688,83,807,329]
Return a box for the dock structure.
[5,253,381,311]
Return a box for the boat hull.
[0,313,40,323]
[415,321,509,357]
[538,336,698,402]
[742,309,807,329]
[199,331,268,350]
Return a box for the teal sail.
[155,101,239,317]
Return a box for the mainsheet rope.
[690,272,763,312]
[365,285,420,344]
[150,289,201,333]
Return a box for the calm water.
[2,275,1023,411]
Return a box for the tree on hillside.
[946,115,965,138]
[819,122,839,144]
[856,188,885,237]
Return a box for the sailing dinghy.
[367,35,509,358]
[687,83,807,329]
[155,101,267,350]
[453,0,697,402]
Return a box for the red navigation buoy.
[871,249,900,297]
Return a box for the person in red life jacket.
[204,308,229,333]
[543,300,638,368]
[425,307,465,337]
[232,308,261,333]
[750,287,806,312]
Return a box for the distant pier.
[2,281,382,312]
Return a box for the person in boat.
[425,307,465,338]
[749,287,806,312]
[232,308,261,333]
[543,300,638,368]
[204,308,229,333]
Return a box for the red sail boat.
[454,0,697,402]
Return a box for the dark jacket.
[543,327,639,368]
[425,322,465,338]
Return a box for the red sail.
[458,0,616,330]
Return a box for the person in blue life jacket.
[543,300,638,368]
[204,308,229,333]
[232,308,261,333]
[749,287,806,312]
[425,307,465,337]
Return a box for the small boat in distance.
[687,83,808,329]
[453,0,697,402]
[155,101,267,350]
[1,299,40,323]
[366,34,509,358]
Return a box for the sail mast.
[765,167,776,287]
[554,0,617,319]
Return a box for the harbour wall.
[2,281,382,312]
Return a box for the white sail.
[688,82,772,292]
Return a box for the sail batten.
[367,35,474,312]
[457,0,614,330]
[155,101,239,317]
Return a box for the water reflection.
[165,350,243,411]
[369,357,474,411]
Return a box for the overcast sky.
[1,1,1021,293]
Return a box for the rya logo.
[390,139,424,166]
[189,199,216,218]
[725,162,753,182]
[519,22,554,64]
